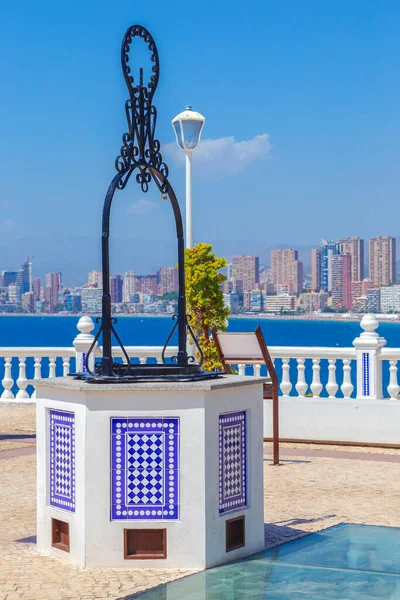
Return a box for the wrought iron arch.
[82,25,208,382]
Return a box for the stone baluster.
[295,358,307,397]
[49,357,56,378]
[341,359,354,400]
[34,357,42,380]
[353,314,386,399]
[326,359,338,399]
[254,364,261,377]
[62,357,70,377]
[387,360,400,399]
[238,364,246,376]
[310,358,322,398]
[1,357,15,400]
[16,357,29,400]
[73,316,98,373]
[280,358,292,398]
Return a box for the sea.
[1,315,399,396]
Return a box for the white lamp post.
[172,106,205,248]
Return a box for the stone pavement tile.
[1,424,400,599]
[0,405,36,435]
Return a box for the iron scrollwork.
[80,25,215,381]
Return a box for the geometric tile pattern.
[111,417,179,521]
[363,352,370,396]
[219,410,247,515]
[49,410,76,512]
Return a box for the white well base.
[36,376,266,569]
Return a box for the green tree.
[185,243,229,371]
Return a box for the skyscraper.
[21,257,33,294]
[231,256,259,292]
[111,274,123,303]
[369,236,396,287]
[122,271,136,302]
[270,249,303,294]
[320,240,341,292]
[338,237,364,282]
[88,270,102,288]
[32,278,41,301]
[331,254,352,310]
[45,272,61,311]
[311,247,321,291]
[158,267,179,294]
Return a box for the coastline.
[0,313,398,324]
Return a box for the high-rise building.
[32,278,41,301]
[45,272,61,311]
[158,267,179,294]
[134,275,159,295]
[270,249,303,294]
[111,275,123,303]
[366,288,381,313]
[311,247,321,291]
[232,255,259,293]
[331,254,352,310]
[380,285,400,313]
[122,271,136,302]
[88,270,102,288]
[320,240,341,292]
[3,271,18,287]
[20,257,33,294]
[82,287,102,313]
[338,237,364,282]
[22,292,35,313]
[369,236,396,287]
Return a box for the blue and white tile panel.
[363,352,370,396]
[219,410,247,515]
[49,410,76,512]
[111,417,179,521]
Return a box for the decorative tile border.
[49,410,76,512]
[219,410,247,515]
[363,352,370,396]
[111,418,179,521]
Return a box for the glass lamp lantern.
[172,106,206,151]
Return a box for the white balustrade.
[341,359,354,400]
[16,357,29,401]
[1,357,14,400]
[310,359,322,398]
[387,360,400,399]
[1,314,400,403]
[280,358,292,398]
[326,359,338,399]
[295,358,308,398]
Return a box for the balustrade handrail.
[223,346,356,364]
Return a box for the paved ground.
[1,404,400,599]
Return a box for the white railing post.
[353,314,386,400]
[16,357,29,400]
[280,358,292,398]
[387,360,400,399]
[310,358,322,398]
[326,359,338,399]
[341,359,354,400]
[1,357,14,400]
[73,316,98,374]
[238,364,246,376]
[295,358,307,397]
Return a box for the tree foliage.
[185,243,229,371]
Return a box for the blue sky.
[0,0,399,273]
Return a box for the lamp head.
[172,106,205,152]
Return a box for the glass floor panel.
[130,524,400,600]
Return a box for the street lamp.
[172,107,205,248]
